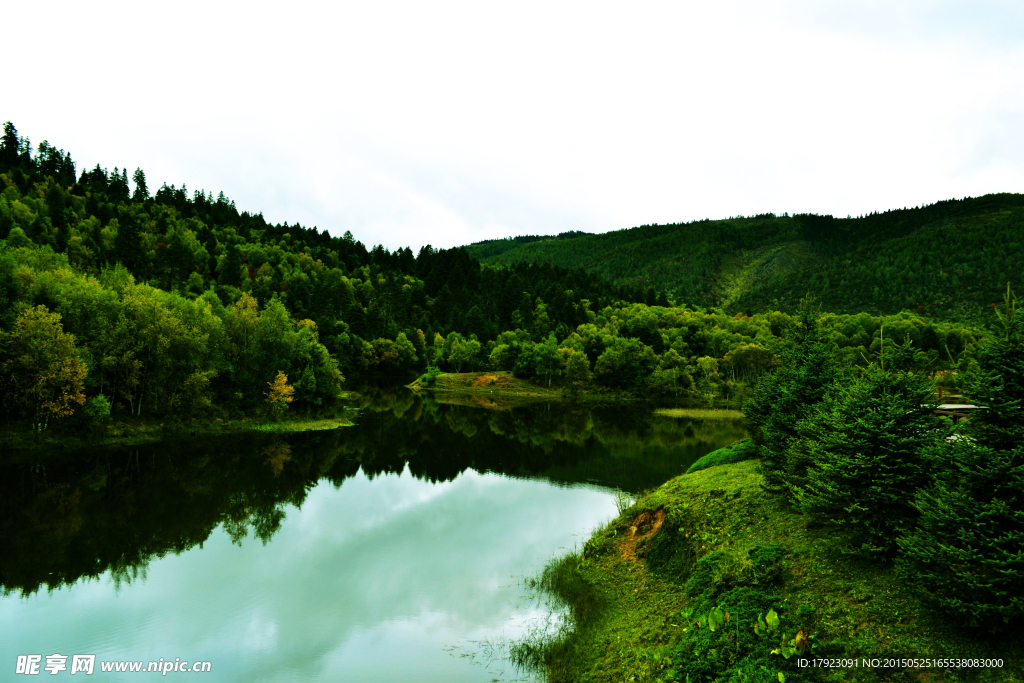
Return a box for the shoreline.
[410,371,744,409]
[0,413,357,456]
[512,454,1023,682]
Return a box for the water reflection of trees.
[0,394,744,596]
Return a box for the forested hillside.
[468,195,1024,322]
[0,122,661,426]
[0,121,1000,433]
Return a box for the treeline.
[457,302,984,404]
[468,195,1024,322]
[745,293,1024,630]
[0,121,1000,432]
[7,227,987,431]
[466,230,593,260]
[0,122,667,429]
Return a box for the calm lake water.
[0,394,745,682]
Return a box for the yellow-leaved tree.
[2,306,87,432]
[265,370,295,421]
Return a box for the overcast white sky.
[6,1,1024,250]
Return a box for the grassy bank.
[653,408,745,420]
[412,370,566,398]
[410,371,739,407]
[0,409,357,454]
[514,457,1023,682]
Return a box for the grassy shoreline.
[513,455,1023,682]
[410,371,743,409]
[0,410,357,455]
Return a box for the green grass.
[685,439,759,474]
[653,408,745,420]
[512,460,1024,682]
[409,370,643,403]
[0,412,355,454]
[251,416,354,433]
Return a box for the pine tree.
[744,297,841,499]
[898,285,1024,629]
[1,121,19,171]
[132,168,149,201]
[219,244,245,287]
[794,362,942,557]
[114,211,145,275]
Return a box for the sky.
[5,1,1024,251]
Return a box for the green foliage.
[743,302,842,499]
[686,439,758,474]
[898,295,1024,630]
[0,305,87,429]
[83,392,111,424]
[470,192,1024,324]
[419,365,442,386]
[959,284,1024,451]
[793,363,944,558]
[734,199,1024,323]
[685,550,730,598]
[898,441,1024,631]
[564,349,591,393]
[594,336,658,390]
[747,545,786,585]
[675,587,807,683]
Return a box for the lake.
[0,394,745,681]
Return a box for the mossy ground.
[516,459,1023,683]
[685,439,758,474]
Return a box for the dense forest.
[468,195,1024,322]
[0,121,1004,435]
[0,122,664,430]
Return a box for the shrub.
[419,365,442,386]
[686,439,758,474]
[672,587,795,683]
[747,545,786,585]
[684,550,730,598]
[82,393,111,429]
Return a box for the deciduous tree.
[1,305,87,430]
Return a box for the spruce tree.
[1,121,19,171]
[898,285,1024,629]
[744,297,841,500]
[794,360,942,558]
[132,168,149,202]
[113,211,145,276]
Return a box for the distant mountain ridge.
[465,194,1024,323]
